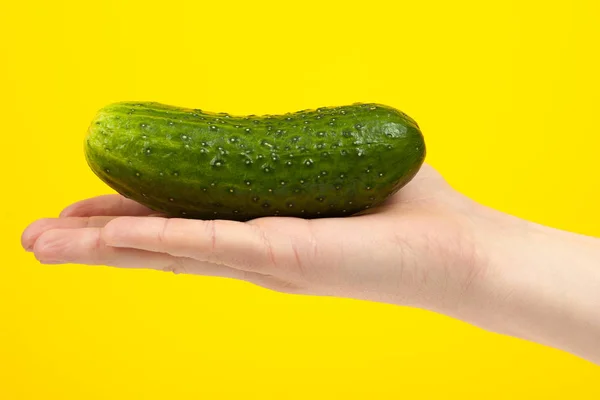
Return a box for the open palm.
[22,164,488,312]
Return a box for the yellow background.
[1,0,599,398]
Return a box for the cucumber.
[84,102,425,221]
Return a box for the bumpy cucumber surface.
[85,102,426,221]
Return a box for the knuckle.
[248,222,276,267]
[88,231,107,264]
[157,218,171,246]
[207,220,217,252]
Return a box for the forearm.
[474,213,600,364]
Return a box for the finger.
[102,217,275,272]
[32,227,248,280]
[60,194,157,218]
[21,216,117,252]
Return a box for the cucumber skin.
[84,102,426,221]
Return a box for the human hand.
[21,163,600,365]
[21,164,486,312]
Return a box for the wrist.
[467,209,600,364]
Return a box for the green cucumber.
[84,102,425,221]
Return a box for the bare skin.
[21,164,600,365]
